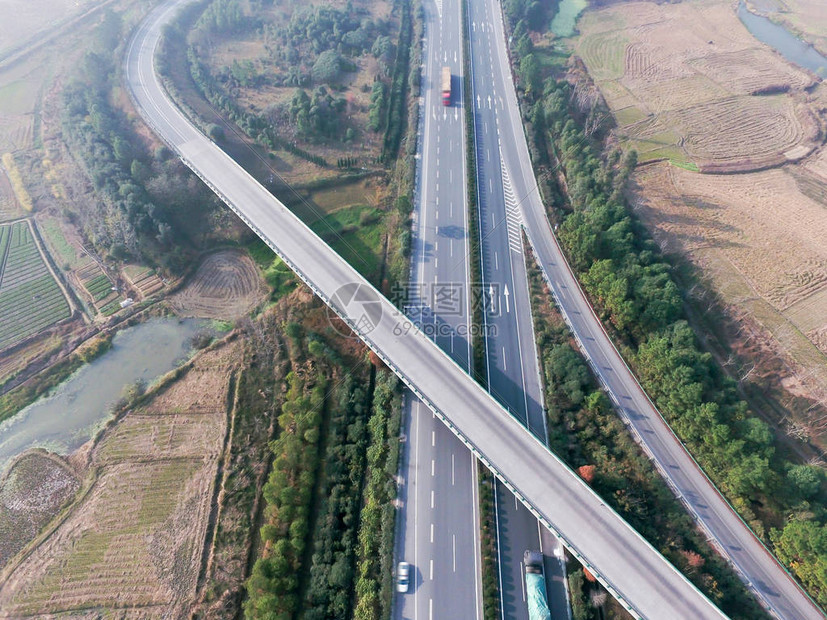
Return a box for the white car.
[396,561,411,593]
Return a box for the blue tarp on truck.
[524,551,552,620]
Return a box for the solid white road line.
[520,561,527,601]
[453,534,457,572]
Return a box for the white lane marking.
[431,459,435,476]
[502,346,507,372]
[431,490,435,508]
[453,534,457,572]
[450,238,454,257]
[520,561,527,601]
[430,558,434,580]
[451,453,455,485]
[494,251,498,270]
[432,430,436,447]
[429,598,433,620]
[430,522,434,543]
[414,401,420,620]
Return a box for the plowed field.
[170,250,265,319]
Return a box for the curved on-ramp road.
[123,1,816,618]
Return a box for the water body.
[737,0,827,76]
[550,0,587,38]
[0,318,206,472]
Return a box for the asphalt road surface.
[479,0,825,618]
[465,0,570,618]
[126,0,752,617]
[394,0,483,617]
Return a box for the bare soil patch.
[170,250,265,320]
[576,0,822,169]
[0,341,238,617]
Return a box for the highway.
[478,0,826,618]
[465,0,569,617]
[126,0,763,617]
[394,0,483,617]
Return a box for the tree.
[312,50,342,84]
[787,464,823,501]
[519,53,540,95]
[771,520,827,606]
[577,464,595,484]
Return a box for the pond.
[0,318,208,472]
[551,0,588,38]
[737,0,827,77]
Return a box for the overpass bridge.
[124,1,732,617]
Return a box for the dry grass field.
[632,162,827,414]
[575,0,822,170]
[170,250,265,319]
[0,340,238,617]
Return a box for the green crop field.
[0,221,71,350]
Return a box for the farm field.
[0,221,70,351]
[0,451,79,569]
[633,162,827,424]
[170,250,264,319]
[0,340,238,616]
[574,0,823,170]
[0,0,99,58]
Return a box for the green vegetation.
[461,0,487,387]
[244,369,327,618]
[310,205,386,285]
[244,315,403,619]
[478,469,501,620]
[526,259,766,617]
[61,10,219,272]
[0,222,71,350]
[381,0,412,161]
[528,70,827,606]
[352,370,402,620]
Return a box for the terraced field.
[0,221,70,350]
[576,0,821,170]
[0,342,237,616]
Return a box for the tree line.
[244,321,403,619]
[61,10,218,273]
